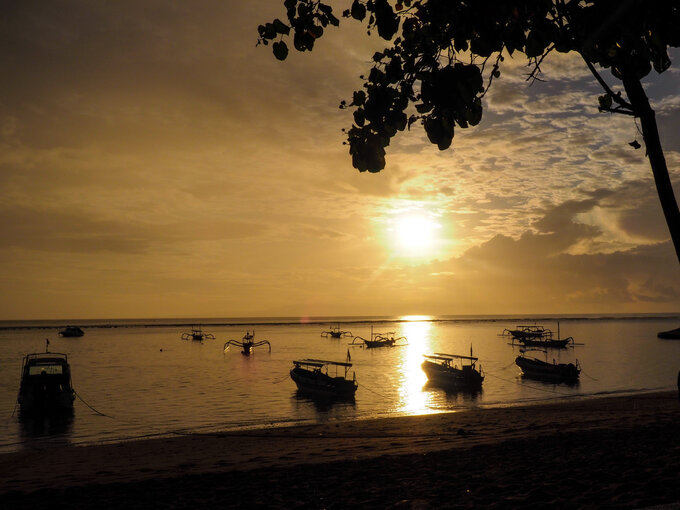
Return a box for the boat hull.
[363,339,395,348]
[519,338,571,348]
[290,367,357,399]
[658,327,680,339]
[18,390,75,416]
[421,360,484,389]
[515,356,580,383]
[59,327,84,338]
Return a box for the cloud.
[0,2,678,319]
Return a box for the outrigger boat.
[503,323,574,348]
[223,330,271,355]
[290,357,357,398]
[351,326,407,348]
[18,342,75,415]
[421,350,484,389]
[321,324,352,338]
[502,325,548,341]
[181,326,215,341]
[58,326,84,338]
[515,350,581,383]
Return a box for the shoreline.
[2,390,679,508]
[2,313,679,331]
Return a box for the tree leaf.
[273,41,289,61]
[598,94,613,110]
[351,0,366,21]
[272,19,290,35]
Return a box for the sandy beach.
[2,391,679,509]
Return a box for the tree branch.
[583,57,635,112]
[598,107,637,116]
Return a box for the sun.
[391,213,441,256]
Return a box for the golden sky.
[1,1,679,319]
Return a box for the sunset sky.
[1,1,679,320]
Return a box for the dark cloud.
[0,204,267,254]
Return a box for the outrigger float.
[290,357,357,399]
[421,350,484,390]
[17,340,75,416]
[224,331,271,355]
[181,326,215,342]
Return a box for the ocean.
[1,314,679,454]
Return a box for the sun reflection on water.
[395,319,435,415]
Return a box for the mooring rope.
[484,371,579,397]
[74,390,111,417]
[270,374,291,384]
[580,369,599,381]
[358,382,388,398]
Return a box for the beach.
[2,390,679,509]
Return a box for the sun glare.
[392,213,442,257]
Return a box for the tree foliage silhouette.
[258,0,680,262]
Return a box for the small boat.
[504,323,573,348]
[58,326,84,338]
[290,358,357,398]
[351,326,407,348]
[421,351,484,389]
[519,336,573,348]
[223,330,271,355]
[18,348,75,415]
[515,352,580,383]
[181,326,215,341]
[658,327,680,339]
[321,324,352,338]
[503,325,548,341]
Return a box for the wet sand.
[2,391,679,509]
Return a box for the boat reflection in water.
[422,380,483,406]
[19,410,74,441]
[292,391,357,415]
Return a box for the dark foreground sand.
[2,391,679,509]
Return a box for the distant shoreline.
[1,313,679,331]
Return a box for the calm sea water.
[1,315,679,453]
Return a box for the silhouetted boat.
[515,353,580,383]
[503,325,548,341]
[520,336,573,348]
[18,351,75,415]
[658,327,680,339]
[223,330,271,355]
[504,323,574,348]
[362,335,400,348]
[351,326,407,348]
[290,358,357,398]
[321,324,352,338]
[58,326,84,338]
[181,326,215,341]
[421,351,484,389]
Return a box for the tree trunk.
[622,74,680,265]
